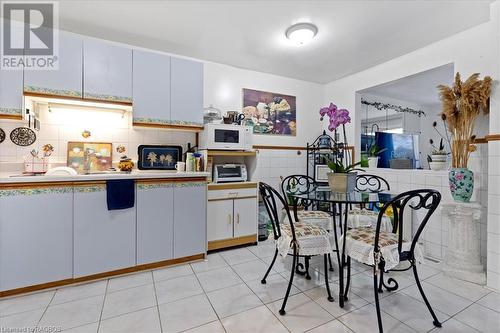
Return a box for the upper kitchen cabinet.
[170,57,203,127]
[0,67,23,119]
[83,39,132,104]
[132,50,171,126]
[24,31,83,98]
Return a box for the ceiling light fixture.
[285,22,318,45]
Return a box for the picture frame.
[137,145,183,170]
[67,141,113,173]
[315,164,330,182]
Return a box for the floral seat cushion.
[341,227,424,270]
[277,222,333,257]
[347,208,392,231]
[281,209,333,230]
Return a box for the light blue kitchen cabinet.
[132,50,171,126]
[173,181,207,257]
[0,186,73,291]
[136,182,174,264]
[24,31,83,98]
[0,67,23,118]
[170,57,203,126]
[83,39,132,103]
[73,183,135,277]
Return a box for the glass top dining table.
[289,188,396,308]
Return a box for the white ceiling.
[46,1,493,83]
[361,63,454,106]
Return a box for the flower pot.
[429,161,446,171]
[449,168,474,203]
[328,172,357,193]
[367,157,379,168]
[431,154,447,162]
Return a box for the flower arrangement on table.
[437,72,491,202]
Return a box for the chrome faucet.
[83,148,98,174]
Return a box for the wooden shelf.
[206,150,257,157]
[208,182,258,190]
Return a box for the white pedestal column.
[442,202,485,284]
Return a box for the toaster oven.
[213,164,248,183]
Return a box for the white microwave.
[200,123,253,151]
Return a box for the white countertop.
[0,170,210,184]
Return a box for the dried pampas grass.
[437,72,492,168]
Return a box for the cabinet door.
[173,182,207,257]
[73,184,135,277]
[83,39,132,103]
[170,57,203,125]
[0,68,23,118]
[136,182,174,265]
[0,187,73,291]
[24,31,83,97]
[132,50,170,125]
[233,197,257,238]
[207,200,233,241]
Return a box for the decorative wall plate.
[0,128,5,144]
[10,127,36,146]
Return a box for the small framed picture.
[315,164,330,182]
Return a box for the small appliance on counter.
[200,123,253,151]
[213,164,248,183]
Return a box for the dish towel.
[106,179,135,210]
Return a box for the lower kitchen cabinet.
[136,182,174,265]
[0,186,73,291]
[207,183,258,250]
[173,182,207,257]
[73,183,135,277]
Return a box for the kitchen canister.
[186,153,195,172]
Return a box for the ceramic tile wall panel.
[488,140,500,290]
[252,149,306,191]
[0,113,196,168]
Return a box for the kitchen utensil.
[175,162,186,172]
[137,145,182,170]
[0,128,5,144]
[10,127,36,146]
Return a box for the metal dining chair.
[259,182,334,315]
[281,175,335,277]
[348,174,392,231]
[341,189,442,333]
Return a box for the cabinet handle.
[228,214,232,225]
[237,213,240,224]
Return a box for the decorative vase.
[431,154,447,162]
[328,172,357,193]
[449,168,474,202]
[367,157,379,168]
[429,161,446,171]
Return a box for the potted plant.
[327,160,364,192]
[428,138,447,171]
[437,72,491,202]
[367,143,387,168]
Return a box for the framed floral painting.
[242,88,296,136]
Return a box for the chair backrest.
[280,174,318,209]
[356,174,390,193]
[374,189,441,261]
[259,182,296,241]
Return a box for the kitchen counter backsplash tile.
[133,117,203,127]
[74,184,106,193]
[24,85,83,98]
[0,107,22,116]
[0,108,196,169]
[0,186,73,197]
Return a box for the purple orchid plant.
[319,103,351,132]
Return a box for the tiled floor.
[1,240,499,333]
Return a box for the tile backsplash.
[0,106,195,171]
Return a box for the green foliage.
[368,143,388,157]
[327,159,364,173]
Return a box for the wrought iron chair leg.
[280,245,298,316]
[373,266,384,333]
[412,264,442,327]
[328,253,334,272]
[378,268,384,293]
[305,256,311,280]
[261,248,278,284]
[324,254,334,302]
[343,256,351,301]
